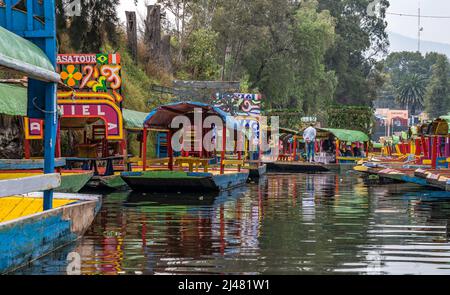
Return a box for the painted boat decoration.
[121,170,249,193]
[0,192,101,274]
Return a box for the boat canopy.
[318,128,369,143]
[0,26,59,83]
[143,101,241,131]
[437,116,450,134]
[0,83,27,117]
[123,108,148,131]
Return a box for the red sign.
[25,100,124,140]
[58,99,124,140]
[24,118,44,140]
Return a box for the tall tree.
[318,0,390,106]
[395,73,427,116]
[425,55,450,119]
[63,0,120,52]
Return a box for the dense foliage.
[378,51,450,118]
[52,0,393,131]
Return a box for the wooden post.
[221,127,226,175]
[432,136,438,169]
[55,120,61,158]
[293,136,297,161]
[125,11,138,64]
[24,139,31,159]
[142,128,148,171]
[335,140,340,164]
[421,136,429,159]
[168,130,173,171]
[445,136,450,158]
[145,5,161,62]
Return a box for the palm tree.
[395,73,427,115]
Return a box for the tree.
[395,74,427,116]
[185,28,220,80]
[318,0,390,106]
[62,0,120,52]
[425,55,450,119]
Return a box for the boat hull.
[266,162,329,173]
[248,164,267,181]
[121,171,249,193]
[86,175,128,190]
[57,172,94,193]
[0,193,101,274]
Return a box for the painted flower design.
[60,65,82,87]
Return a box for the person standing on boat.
[303,123,317,162]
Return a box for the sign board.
[213,93,262,143]
[24,118,44,140]
[26,53,124,140]
[57,100,123,140]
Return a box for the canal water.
[14,172,450,275]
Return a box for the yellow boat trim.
[0,196,76,223]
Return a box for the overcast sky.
[118,0,450,45]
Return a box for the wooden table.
[278,154,293,162]
[175,157,212,173]
[65,156,125,176]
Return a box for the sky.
[118,0,450,45]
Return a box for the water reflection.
[14,172,450,275]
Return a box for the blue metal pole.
[43,1,57,211]
[43,82,57,210]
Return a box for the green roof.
[0,26,59,82]
[319,128,369,143]
[0,83,28,117]
[123,108,148,130]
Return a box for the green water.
[14,172,450,275]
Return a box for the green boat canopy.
[123,108,148,130]
[0,26,60,82]
[318,128,370,143]
[0,83,27,117]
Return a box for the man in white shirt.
[303,123,317,162]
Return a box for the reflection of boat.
[125,185,250,207]
[126,190,219,206]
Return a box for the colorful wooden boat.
[0,171,93,193]
[0,192,101,274]
[121,170,249,193]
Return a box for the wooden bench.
[0,173,61,198]
[128,157,170,167]
[175,157,211,173]
[222,159,244,171]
